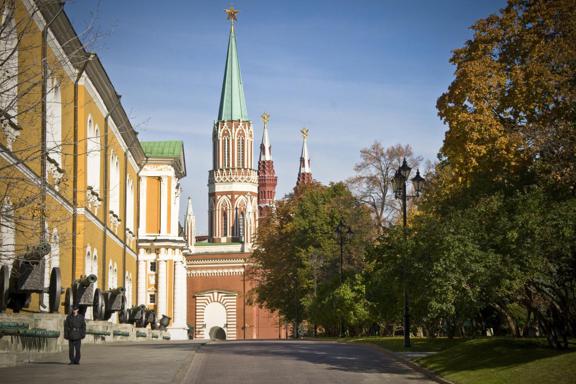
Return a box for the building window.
[239,212,245,239]
[86,117,101,192]
[0,198,15,270]
[222,210,228,237]
[237,136,244,168]
[149,261,156,272]
[109,151,120,215]
[223,136,230,168]
[149,294,156,304]
[126,177,135,232]
[0,3,19,149]
[46,77,62,166]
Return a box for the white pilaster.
[171,179,179,236]
[160,176,168,235]
[157,249,167,317]
[139,176,147,236]
[137,249,147,305]
[168,250,188,340]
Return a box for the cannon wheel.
[48,267,61,313]
[93,288,105,320]
[64,287,73,315]
[119,308,129,324]
[0,265,9,311]
[102,291,113,320]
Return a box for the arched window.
[126,177,134,231]
[0,3,18,149]
[239,212,245,239]
[223,136,230,168]
[46,76,62,166]
[85,246,92,276]
[0,197,15,270]
[109,151,120,215]
[92,250,98,278]
[108,262,113,289]
[41,228,60,311]
[86,117,101,192]
[125,272,132,307]
[237,135,244,168]
[113,263,118,289]
[222,210,228,237]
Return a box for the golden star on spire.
[225,6,239,24]
[300,128,309,139]
[261,112,270,125]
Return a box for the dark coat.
[64,313,86,341]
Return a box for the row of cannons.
[0,242,171,330]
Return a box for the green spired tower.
[208,6,258,247]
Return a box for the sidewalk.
[0,340,205,384]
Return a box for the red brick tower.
[296,128,313,186]
[257,112,277,218]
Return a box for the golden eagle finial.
[300,128,309,139]
[261,112,270,125]
[225,6,239,24]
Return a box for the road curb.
[351,342,454,384]
[173,342,208,384]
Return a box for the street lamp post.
[335,218,352,337]
[335,219,352,284]
[392,158,425,348]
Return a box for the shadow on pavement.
[202,341,415,375]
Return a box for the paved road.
[0,340,440,384]
[182,340,439,384]
[0,341,203,384]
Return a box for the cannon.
[129,305,148,327]
[102,287,126,320]
[63,274,98,315]
[144,309,157,329]
[0,242,62,313]
[157,315,171,330]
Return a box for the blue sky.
[66,0,506,234]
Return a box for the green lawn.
[349,337,576,384]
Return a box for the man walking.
[64,305,86,365]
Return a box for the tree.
[251,182,375,336]
[347,142,421,233]
[436,0,576,201]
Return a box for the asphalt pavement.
[0,340,442,384]
[182,340,441,384]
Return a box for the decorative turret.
[257,112,277,217]
[184,197,195,252]
[296,128,313,186]
[208,6,258,246]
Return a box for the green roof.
[141,141,184,158]
[218,25,249,121]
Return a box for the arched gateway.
[195,291,237,340]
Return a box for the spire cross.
[300,128,309,139]
[261,112,270,126]
[225,6,239,24]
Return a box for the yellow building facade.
[0,0,187,339]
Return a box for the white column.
[137,249,147,305]
[180,255,188,325]
[172,181,180,236]
[160,176,168,235]
[157,249,167,317]
[139,176,147,236]
[172,259,184,326]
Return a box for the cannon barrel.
[107,287,125,295]
[23,242,51,261]
[159,315,171,328]
[76,274,97,287]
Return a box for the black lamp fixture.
[392,157,425,348]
